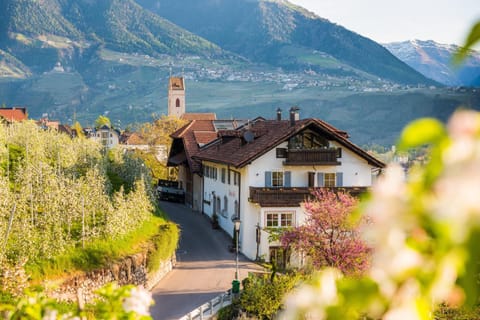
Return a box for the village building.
[0,107,28,123]
[86,125,120,149]
[168,107,385,268]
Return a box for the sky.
[289,0,480,46]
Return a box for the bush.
[147,222,179,272]
[239,272,301,320]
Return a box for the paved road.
[150,201,264,320]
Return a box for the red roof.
[0,107,27,122]
[181,113,217,121]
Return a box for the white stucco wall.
[202,161,241,237]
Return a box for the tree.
[280,189,370,276]
[94,115,112,129]
[140,115,187,147]
[72,121,85,138]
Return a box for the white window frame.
[324,173,336,187]
[265,211,295,228]
[271,171,284,187]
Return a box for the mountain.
[384,40,480,86]
[0,0,477,147]
[135,0,434,85]
[0,0,226,73]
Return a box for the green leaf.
[397,118,446,151]
[454,21,480,64]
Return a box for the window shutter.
[265,171,272,187]
[317,173,324,187]
[284,171,291,187]
[336,172,343,187]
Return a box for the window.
[266,213,279,227]
[272,171,284,187]
[324,173,336,187]
[233,172,240,186]
[234,200,239,218]
[176,98,180,108]
[265,171,291,188]
[221,168,226,183]
[266,211,294,228]
[216,197,221,214]
[223,196,228,216]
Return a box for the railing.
[249,186,368,207]
[178,290,233,320]
[284,148,341,165]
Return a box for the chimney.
[289,106,300,126]
[276,108,282,121]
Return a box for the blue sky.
[289,0,480,46]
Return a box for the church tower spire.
[167,76,186,118]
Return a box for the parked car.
[156,179,185,203]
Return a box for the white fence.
[178,290,233,320]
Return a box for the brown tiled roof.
[169,77,184,90]
[193,131,218,145]
[194,119,385,169]
[168,119,217,173]
[120,132,146,145]
[0,107,27,122]
[181,113,217,121]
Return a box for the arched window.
[216,197,221,214]
[176,98,181,108]
[224,196,228,214]
[234,200,239,218]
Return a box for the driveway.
[150,201,264,320]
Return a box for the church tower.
[167,77,186,118]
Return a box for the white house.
[87,125,120,149]
[190,108,385,268]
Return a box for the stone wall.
[46,252,176,303]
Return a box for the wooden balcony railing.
[284,148,341,165]
[249,186,368,207]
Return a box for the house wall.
[240,141,378,263]
[192,173,203,212]
[202,161,241,237]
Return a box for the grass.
[26,209,178,281]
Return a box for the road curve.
[150,201,264,320]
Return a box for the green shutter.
[317,173,324,187]
[336,172,343,187]
[284,171,291,187]
[265,171,272,187]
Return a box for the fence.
[178,290,233,320]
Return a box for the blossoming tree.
[280,189,370,276]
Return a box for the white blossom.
[122,286,153,316]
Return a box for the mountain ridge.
[384,39,480,86]
[135,0,435,85]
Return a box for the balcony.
[249,186,368,207]
[283,148,341,165]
